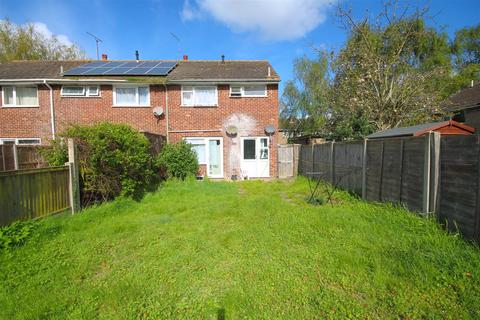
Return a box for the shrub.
[42,123,156,204]
[0,220,36,251]
[156,141,199,180]
[38,139,68,166]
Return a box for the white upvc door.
[207,138,223,178]
[240,137,270,178]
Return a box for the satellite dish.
[153,107,164,117]
[265,125,275,135]
[226,125,238,135]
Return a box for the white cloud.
[181,0,334,41]
[31,22,73,46]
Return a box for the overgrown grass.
[1,177,479,319]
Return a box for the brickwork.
[0,83,279,178]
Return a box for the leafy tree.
[0,19,85,62]
[331,3,451,134]
[449,24,480,93]
[280,52,331,138]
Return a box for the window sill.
[112,105,151,108]
[1,105,40,108]
[229,96,268,98]
[61,96,102,98]
[181,105,218,108]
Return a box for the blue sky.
[1,0,479,93]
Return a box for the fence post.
[422,132,432,215]
[362,139,367,199]
[330,141,335,184]
[429,132,440,214]
[12,144,19,170]
[67,139,81,214]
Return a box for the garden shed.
[367,120,475,139]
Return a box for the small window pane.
[243,140,256,160]
[16,87,38,105]
[17,139,40,145]
[230,86,242,96]
[260,149,268,159]
[185,138,206,164]
[115,87,136,105]
[244,85,266,97]
[183,91,194,106]
[138,87,149,105]
[87,86,99,96]
[62,86,85,96]
[4,86,14,105]
[260,138,268,148]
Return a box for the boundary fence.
[299,133,480,241]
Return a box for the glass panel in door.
[243,139,256,160]
[208,139,221,177]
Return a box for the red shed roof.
[367,120,475,139]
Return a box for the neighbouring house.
[0,56,280,179]
[443,81,480,131]
[367,120,475,139]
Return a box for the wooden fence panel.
[365,140,383,202]
[17,146,46,169]
[1,145,16,171]
[313,143,331,180]
[334,141,363,194]
[0,166,70,226]
[400,136,425,212]
[438,135,480,240]
[380,139,403,203]
[299,145,313,175]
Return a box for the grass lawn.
[1,178,480,319]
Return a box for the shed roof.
[367,120,475,139]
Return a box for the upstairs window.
[61,85,100,97]
[2,86,38,107]
[230,85,267,98]
[113,85,150,107]
[182,86,217,107]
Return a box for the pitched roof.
[0,60,89,79]
[367,120,475,139]
[167,60,279,81]
[443,82,480,112]
[0,60,280,82]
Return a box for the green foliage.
[38,139,68,166]
[0,220,36,251]
[0,178,479,318]
[41,123,156,203]
[156,141,199,180]
[280,52,331,138]
[0,19,85,62]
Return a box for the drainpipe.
[44,80,56,140]
[163,83,169,142]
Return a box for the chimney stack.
[183,55,188,61]
[221,54,225,63]
[135,50,139,62]
[101,54,108,61]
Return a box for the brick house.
[0,58,280,179]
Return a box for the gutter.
[0,78,128,84]
[43,80,56,140]
[168,79,280,84]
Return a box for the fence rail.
[0,166,71,226]
[298,134,480,241]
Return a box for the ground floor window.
[0,138,41,145]
[184,137,223,178]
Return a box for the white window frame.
[181,85,218,107]
[113,85,150,107]
[184,137,223,178]
[61,85,100,97]
[184,138,207,165]
[0,138,41,145]
[1,85,39,107]
[229,84,267,98]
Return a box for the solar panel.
[63,61,177,76]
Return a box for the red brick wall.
[0,85,53,143]
[168,84,279,178]
[1,83,279,178]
